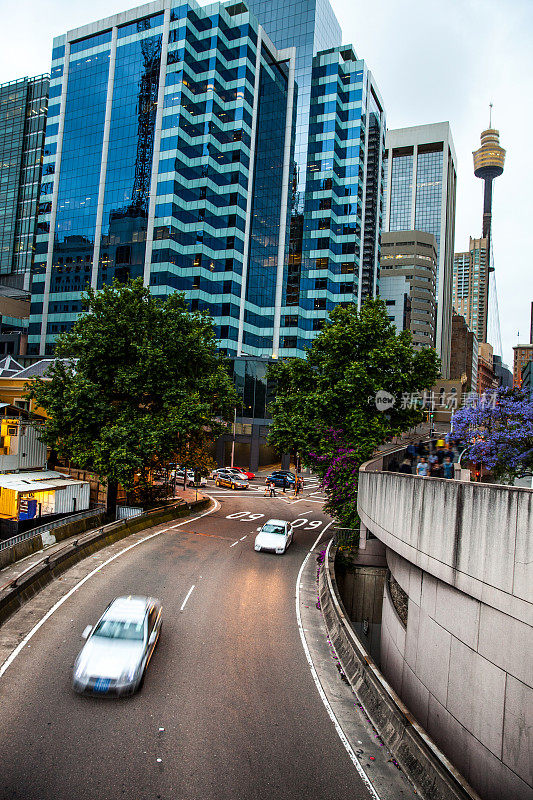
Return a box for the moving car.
[264,470,296,488]
[215,469,249,490]
[254,519,294,554]
[73,596,162,696]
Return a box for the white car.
[254,519,294,554]
[73,596,162,696]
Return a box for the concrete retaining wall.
[0,498,210,627]
[319,539,482,800]
[358,468,533,800]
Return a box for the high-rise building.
[298,46,385,346]
[0,75,49,290]
[383,123,457,377]
[29,1,297,357]
[452,236,489,343]
[29,0,385,361]
[244,0,342,320]
[379,231,437,349]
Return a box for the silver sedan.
[73,596,162,696]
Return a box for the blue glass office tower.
[299,46,385,343]
[29,0,296,356]
[0,75,49,289]
[29,0,385,365]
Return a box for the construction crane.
[130,19,161,214]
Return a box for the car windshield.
[262,524,285,535]
[93,619,145,641]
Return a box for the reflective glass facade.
[0,75,49,288]
[383,124,457,377]
[299,47,385,345]
[30,1,296,356]
[29,0,385,361]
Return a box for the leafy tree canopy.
[268,299,440,462]
[452,387,533,484]
[27,279,236,504]
[267,299,441,527]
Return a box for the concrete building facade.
[449,311,478,391]
[358,464,533,800]
[477,341,496,394]
[513,343,533,388]
[379,230,437,349]
[383,123,457,377]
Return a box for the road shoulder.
[298,535,415,800]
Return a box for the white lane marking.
[0,501,220,681]
[179,585,195,612]
[229,540,239,547]
[240,536,247,540]
[295,522,381,800]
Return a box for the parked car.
[254,519,294,554]
[73,596,162,696]
[264,470,296,488]
[214,470,249,490]
[175,469,207,487]
[211,467,252,480]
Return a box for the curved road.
[0,488,397,800]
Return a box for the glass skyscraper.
[0,75,49,290]
[29,0,385,369]
[383,123,457,377]
[30,1,296,356]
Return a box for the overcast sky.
[1,0,531,367]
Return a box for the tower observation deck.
[473,119,506,271]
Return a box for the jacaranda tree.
[451,387,533,484]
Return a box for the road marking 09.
[226,511,264,521]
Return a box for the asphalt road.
[0,487,376,800]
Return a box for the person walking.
[416,457,429,477]
[398,458,412,474]
[430,460,443,478]
[442,456,454,479]
[282,474,287,493]
[406,442,417,463]
[269,480,276,498]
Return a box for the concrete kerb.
[318,538,482,800]
[0,497,211,627]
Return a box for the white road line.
[239,536,247,540]
[179,585,195,612]
[229,540,240,547]
[0,501,220,681]
[295,523,381,800]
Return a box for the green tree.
[27,279,236,513]
[268,299,440,527]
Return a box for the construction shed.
[0,470,90,522]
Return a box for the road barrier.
[0,497,210,628]
[318,537,482,800]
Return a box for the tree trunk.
[106,478,119,519]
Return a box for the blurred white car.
[254,519,293,554]
[73,596,162,696]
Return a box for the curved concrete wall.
[358,469,532,800]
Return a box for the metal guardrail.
[116,505,143,520]
[0,506,106,552]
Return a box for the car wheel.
[231,483,236,490]
[216,480,220,486]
